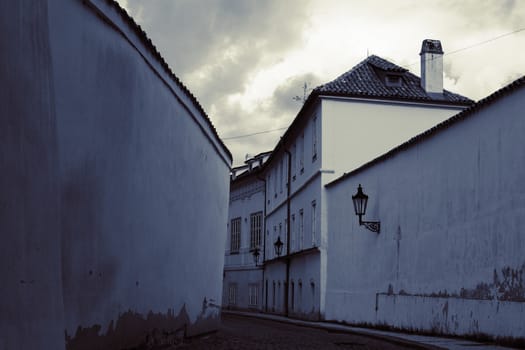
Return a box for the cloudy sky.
[116,0,525,166]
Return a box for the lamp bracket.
[362,221,380,234]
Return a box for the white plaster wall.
[290,104,322,196]
[0,2,65,349]
[1,0,231,348]
[321,97,465,184]
[222,268,263,310]
[288,176,322,252]
[265,204,289,259]
[266,103,321,215]
[262,103,324,318]
[289,252,322,319]
[225,179,265,266]
[224,176,265,310]
[263,262,288,313]
[325,87,525,340]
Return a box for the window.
[279,222,282,252]
[312,117,317,161]
[266,230,270,257]
[291,282,295,311]
[273,225,277,258]
[385,74,403,87]
[267,174,271,203]
[249,284,259,306]
[230,217,241,253]
[291,214,296,252]
[274,167,277,197]
[311,201,317,247]
[280,158,283,193]
[250,212,262,249]
[284,218,288,255]
[298,280,303,309]
[300,133,304,173]
[292,143,296,180]
[299,209,304,250]
[228,283,237,305]
[272,281,276,311]
[278,282,281,309]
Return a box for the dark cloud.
[272,73,322,116]
[443,61,460,85]
[217,73,324,165]
[444,0,524,30]
[124,0,312,99]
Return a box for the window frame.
[248,283,259,307]
[299,209,304,250]
[300,133,305,173]
[250,211,263,250]
[230,217,241,253]
[228,283,237,306]
[312,116,318,161]
[311,200,317,247]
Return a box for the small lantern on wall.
[252,247,260,266]
[274,236,284,257]
[352,184,380,233]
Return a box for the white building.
[325,75,525,343]
[230,40,472,320]
[0,1,231,349]
[224,152,271,311]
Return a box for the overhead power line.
[447,27,525,56]
[404,27,525,68]
[223,127,288,140]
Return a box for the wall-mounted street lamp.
[274,236,284,257]
[252,247,260,266]
[352,184,380,233]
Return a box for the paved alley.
[179,313,434,349]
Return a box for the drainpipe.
[256,173,267,312]
[284,150,292,317]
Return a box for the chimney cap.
[420,39,444,55]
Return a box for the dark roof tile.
[314,55,473,105]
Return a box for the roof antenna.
[292,82,311,104]
[367,48,369,57]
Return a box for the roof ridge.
[366,55,408,72]
[315,56,373,91]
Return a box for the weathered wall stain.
[382,264,525,302]
[65,306,191,350]
[65,298,222,350]
[460,264,525,302]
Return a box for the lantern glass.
[274,236,283,257]
[352,184,368,216]
[252,247,260,265]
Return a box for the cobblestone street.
[179,314,431,349]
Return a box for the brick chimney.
[420,39,444,95]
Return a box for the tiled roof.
[326,75,525,188]
[314,55,473,105]
[93,0,232,162]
